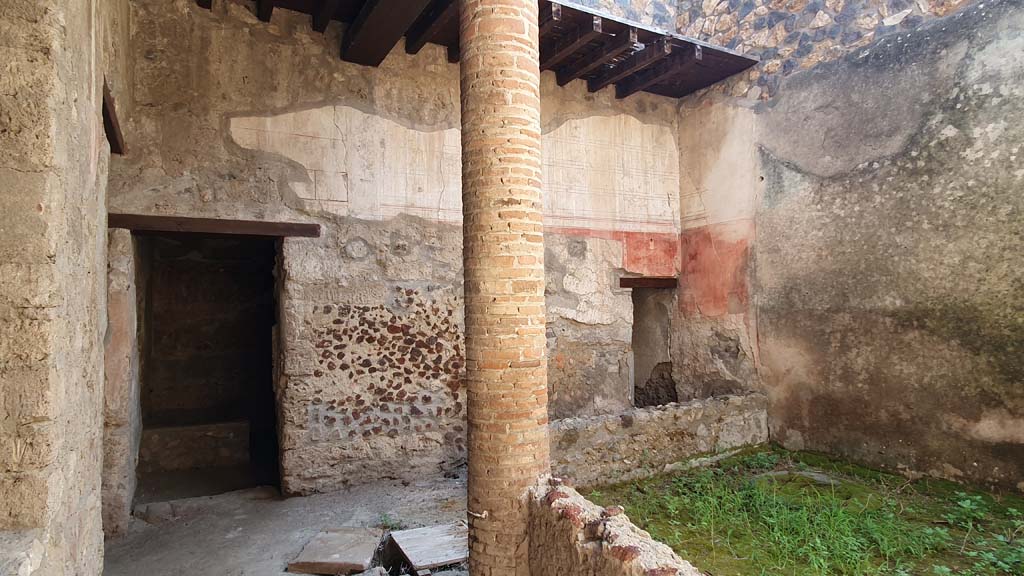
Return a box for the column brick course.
[458,0,549,573]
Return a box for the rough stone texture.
[678,0,1023,490]
[110,0,686,496]
[138,421,250,473]
[1,0,126,572]
[755,0,1024,490]
[529,482,702,576]
[674,0,975,102]
[102,230,142,537]
[458,0,550,572]
[551,394,768,487]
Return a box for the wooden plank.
[556,26,638,86]
[256,0,274,22]
[108,214,321,238]
[587,36,671,93]
[620,276,677,289]
[389,523,468,570]
[615,44,702,99]
[288,527,382,575]
[539,2,562,38]
[342,0,432,66]
[311,0,340,33]
[102,80,126,155]
[405,0,457,55]
[540,15,602,71]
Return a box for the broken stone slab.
[351,568,388,576]
[287,527,383,575]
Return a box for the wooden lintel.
[556,26,638,86]
[257,0,274,22]
[406,0,457,55]
[108,214,321,238]
[312,0,340,33]
[342,0,432,66]
[615,44,702,99]
[102,80,126,156]
[619,276,677,289]
[540,16,602,72]
[587,37,671,93]
[539,2,562,37]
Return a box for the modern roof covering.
[197,0,758,99]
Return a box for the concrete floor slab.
[287,527,382,575]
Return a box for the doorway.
[134,232,279,503]
[631,287,678,407]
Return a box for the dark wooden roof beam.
[540,15,603,72]
[615,44,702,99]
[406,0,457,55]
[539,2,563,37]
[586,36,671,93]
[102,80,126,155]
[620,276,677,289]
[312,0,340,33]
[342,0,432,66]
[257,0,274,22]
[556,26,638,87]
[108,214,321,238]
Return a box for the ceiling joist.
[193,0,757,99]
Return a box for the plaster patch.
[231,107,680,233]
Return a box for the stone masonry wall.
[111,0,686,494]
[102,230,142,537]
[1,0,129,572]
[529,481,702,576]
[677,0,1024,490]
[551,394,768,487]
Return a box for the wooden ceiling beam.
[556,26,638,86]
[108,214,322,238]
[257,0,274,22]
[406,0,457,55]
[342,0,432,66]
[539,2,562,37]
[312,0,340,33]
[620,276,677,289]
[102,80,126,155]
[615,44,702,99]
[586,36,671,93]
[540,15,602,72]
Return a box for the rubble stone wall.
[110,0,684,494]
[678,0,1024,490]
[1,0,130,572]
[102,230,142,537]
[529,482,702,576]
[551,394,768,487]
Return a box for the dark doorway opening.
[134,233,279,503]
[631,287,678,407]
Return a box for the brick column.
[458,0,549,573]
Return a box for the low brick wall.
[529,480,702,576]
[551,393,769,487]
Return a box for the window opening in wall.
[631,287,678,407]
[134,232,279,503]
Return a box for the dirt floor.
[104,475,468,576]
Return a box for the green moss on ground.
[588,446,1024,576]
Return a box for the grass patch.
[588,447,1024,575]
